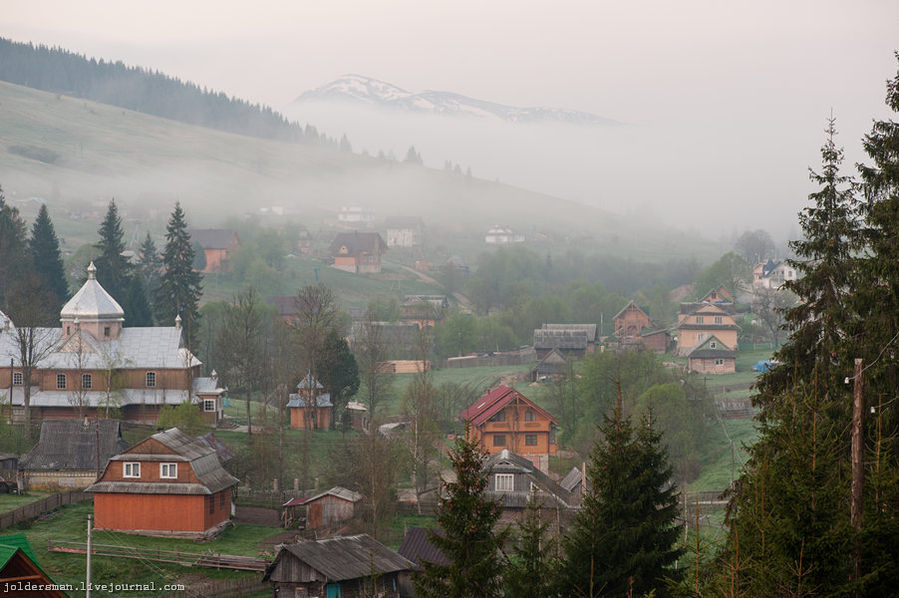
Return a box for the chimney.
[175,314,182,330]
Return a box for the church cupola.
[60,262,125,340]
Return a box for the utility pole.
[850,357,864,597]
[86,514,92,598]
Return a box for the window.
[714,316,723,324]
[220,489,226,509]
[697,333,706,343]
[56,374,66,390]
[488,410,505,423]
[12,372,23,386]
[103,326,110,337]
[204,399,216,412]
[146,372,156,387]
[696,316,704,324]
[82,373,92,389]
[525,434,538,446]
[710,341,717,349]
[123,462,140,478]
[495,473,514,492]
[208,495,214,514]
[160,463,178,479]
[715,359,725,366]
[524,410,536,422]
[493,434,506,447]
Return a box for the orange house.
[87,428,239,538]
[188,229,241,273]
[460,385,557,473]
[613,301,652,339]
[287,374,332,430]
[676,303,740,355]
[329,232,387,274]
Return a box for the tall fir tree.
[156,203,203,350]
[559,404,682,597]
[137,232,163,306]
[29,203,68,314]
[504,496,557,598]
[94,199,132,303]
[854,52,899,596]
[414,430,509,598]
[0,185,30,308]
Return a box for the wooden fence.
[156,578,268,598]
[48,540,269,572]
[0,489,90,531]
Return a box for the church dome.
[60,262,125,322]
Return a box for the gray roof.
[542,323,598,342]
[398,527,447,567]
[60,262,124,321]
[20,419,129,472]
[87,427,238,495]
[560,467,584,493]
[286,393,332,408]
[305,486,362,504]
[329,232,387,256]
[5,388,189,409]
[484,450,573,508]
[533,328,588,350]
[297,373,323,390]
[264,534,414,583]
[0,326,200,371]
[193,377,223,395]
[188,229,239,250]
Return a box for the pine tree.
[0,185,30,308]
[504,496,557,598]
[156,203,203,349]
[414,431,509,598]
[28,203,68,313]
[137,232,162,305]
[94,199,132,303]
[559,405,682,597]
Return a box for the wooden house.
[484,449,575,530]
[0,454,19,494]
[0,262,223,425]
[687,335,737,374]
[460,385,558,472]
[282,486,362,532]
[676,302,740,355]
[638,328,671,353]
[613,301,652,339]
[263,534,414,598]
[329,232,387,274]
[19,419,128,491]
[385,217,424,248]
[187,229,241,273]
[532,348,569,380]
[400,295,449,329]
[86,427,239,538]
[288,374,333,430]
[699,286,735,304]
[0,533,66,597]
[533,326,590,360]
[560,465,589,507]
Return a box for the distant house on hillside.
[385,217,424,248]
[613,301,652,340]
[699,286,735,304]
[460,385,558,472]
[87,427,239,538]
[485,225,524,244]
[676,302,740,355]
[337,206,375,225]
[753,259,798,290]
[400,294,449,328]
[287,373,333,430]
[188,229,241,273]
[20,418,129,491]
[263,534,414,597]
[329,232,387,274]
[687,335,736,374]
[533,324,598,360]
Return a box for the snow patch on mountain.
[293,74,619,125]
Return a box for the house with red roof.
[460,385,558,472]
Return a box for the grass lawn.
[0,490,52,512]
[5,501,279,597]
[688,418,759,492]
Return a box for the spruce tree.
[0,185,30,308]
[94,199,132,303]
[414,431,508,598]
[504,496,557,598]
[559,405,682,597]
[29,203,68,313]
[156,203,202,349]
[137,232,162,305]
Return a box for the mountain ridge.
[294,74,621,125]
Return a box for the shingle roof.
[304,486,362,504]
[612,300,648,321]
[398,527,447,566]
[20,419,129,472]
[329,232,387,256]
[87,427,238,495]
[560,467,583,493]
[460,385,557,427]
[484,450,573,508]
[188,229,239,250]
[541,323,598,342]
[286,393,333,408]
[533,329,588,350]
[264,534,414,583]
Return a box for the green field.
[0,490,51,511]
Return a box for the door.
[325,583,341,598]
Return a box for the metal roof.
[560,467,584,493]
[286,393,332,408]
[60,262,125,321]
[264,534,414,583]
[19,419,129,472]
[533,329,588,350]
[484,449,573,508]
[460,385,557,427]
[304,486,363,504]
[188,229,239,250]
[296,373,324,390]
[329,232,387,256]
[5,388,190,408]
[398,527,447,566]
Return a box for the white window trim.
[203,399,217,412]
[495,473,514,492]
[12,372,23,386]
[123,462,140,478]
[160,463,178,479]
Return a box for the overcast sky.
[4,1,899,237]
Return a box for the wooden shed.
[263,534,414,598]
[0,454,20,494]
[283,486,362,533]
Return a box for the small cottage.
[87,427,239,538]
[0,454,19,494]
[288,374,333,430]
[20,419,129,491]
[329,232,387,274]
[687,335,737,374]
[282,486,363,532]
[484,449,575,527]
[187,229,241,273]
[613,301,652,339]
[263,534,414,598]
[532,348,569,380]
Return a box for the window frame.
[160,463,178,479]
[495,473,514,492]
[82,373,92,389]
[146,371,157,388]
[56,374,67,390]
[488,409,505,423]
[203,399,217,412]
[493,434,506,447]
[524,410,536,422]
[525,434,538,446]
[123,462,141,478]
[695,316,704,324]
[12,372,23,386]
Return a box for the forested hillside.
[0,37,336,146]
